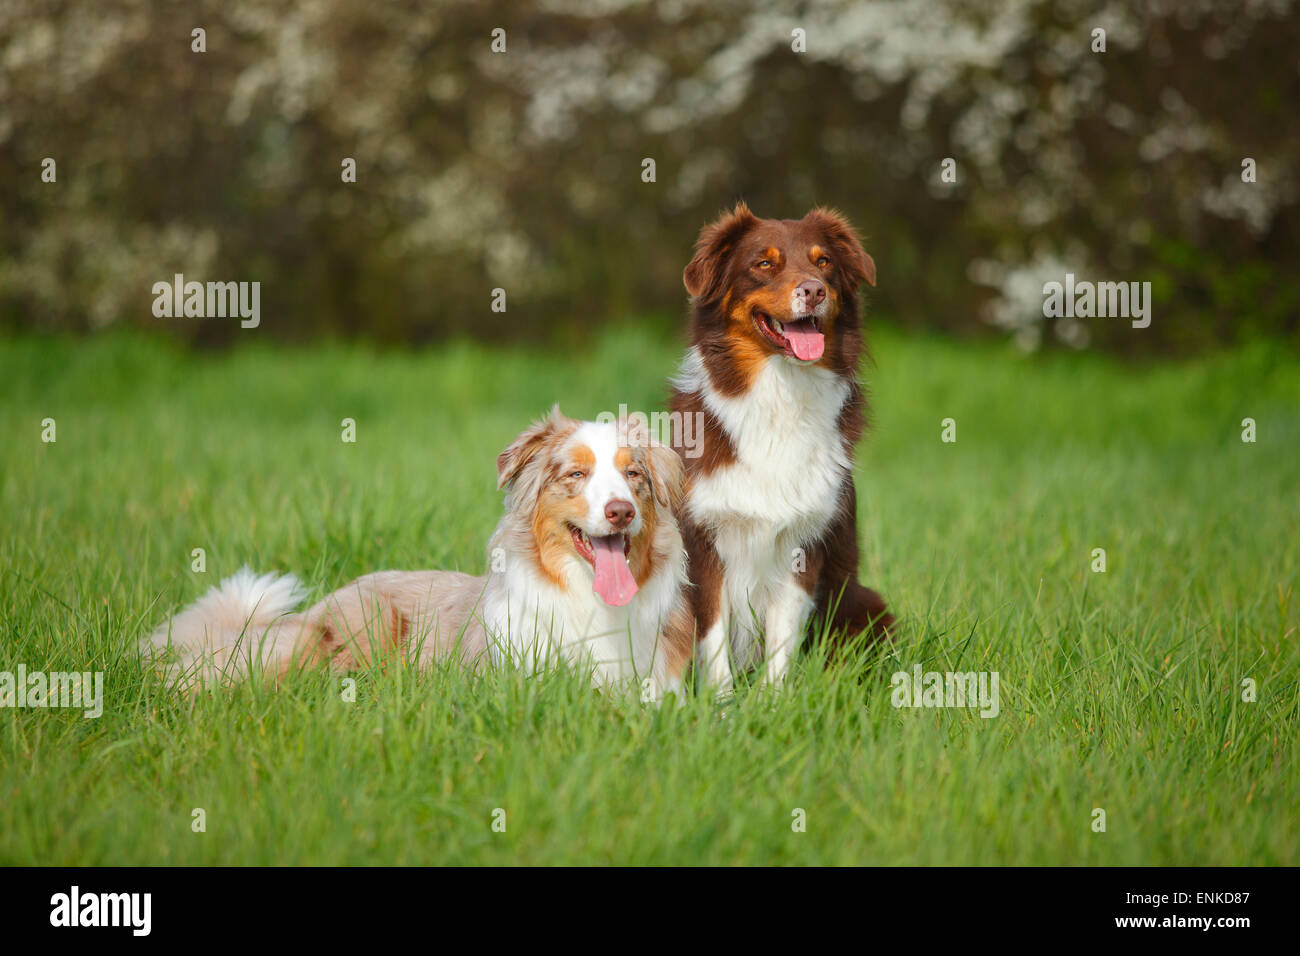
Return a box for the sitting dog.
[146,409,693,701]
[669,202,894,692]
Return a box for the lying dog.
[670,202,894,692]
[146,409,693,700]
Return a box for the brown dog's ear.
[496,405,572,491]
[805,207,876,288]
[683,201,760,301]
[644,442,685,512]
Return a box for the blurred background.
[1,0,1296,355]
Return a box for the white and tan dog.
[146,408,693,701]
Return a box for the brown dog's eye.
[816,255,831,268]
[756,259,773,269]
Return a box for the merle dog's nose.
[604,499,635,529]
[795,279,826,308]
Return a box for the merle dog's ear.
[496,405,572,491]
[645,443,685,512]
[683,201,760,301]
[805,207,876,288]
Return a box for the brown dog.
[669,202,893,692]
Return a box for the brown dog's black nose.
[604,499,635,529]
[795,279,826,308]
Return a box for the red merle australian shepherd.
[670,202,894,693]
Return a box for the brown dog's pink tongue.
[782,319,824,360]
[591,535,638,607]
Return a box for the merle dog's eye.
[569,470,585,480]
[626,469,641,480]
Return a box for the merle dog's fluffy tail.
[144,566,309,686]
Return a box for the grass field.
[1,324,1297,865]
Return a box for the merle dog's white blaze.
[570,421,641,539]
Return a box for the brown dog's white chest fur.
[670,202,893,691]
[675,347,852,683]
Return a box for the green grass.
[1,324,1297,865]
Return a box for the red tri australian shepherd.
[670,202,894,693]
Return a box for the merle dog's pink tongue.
[591,535,637,607]
[782,319,824,360]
